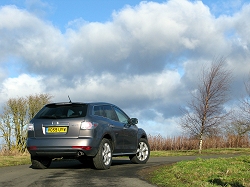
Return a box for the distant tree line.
[0,94,52,152]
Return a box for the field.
[148,155,250,187]
[147,135,250,186]
[0,135,249,186]
[148,134,250,151]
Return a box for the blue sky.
[1,0,245,30]
[0,0,250,137]
[1,0,165,31]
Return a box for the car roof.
[45,102,113,106]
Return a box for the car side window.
[113,107,129,123]
[93,106,103,116]
[103,105,118,121]
[93,105,119,121]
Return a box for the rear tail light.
[80,121,98,130]
[72,146,92,150]
[27,123,34,131]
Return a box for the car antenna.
[68,95,72,103]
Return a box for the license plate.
[46,127,67,133]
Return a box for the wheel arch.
[102,133,114,151]
[137,128,148,141]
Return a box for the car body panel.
[27,102,149,160]
[123,123,138,152]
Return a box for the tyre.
[93,138,112,170]
[31,156,52,169]
[129,138,150,164]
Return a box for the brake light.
[27,123,34,131]
[80,121,98,129]
[72,146,92,150]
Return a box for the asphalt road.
[0,154,238,187]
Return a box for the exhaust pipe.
[77,151,84,156]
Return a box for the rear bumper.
[27,138,99,158]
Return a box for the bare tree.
[227,74,250,136]
[27,93,53,120]
[239,74,250,128]
[180,57,231,153]
[0,107,12,151]
[7,97,27,152]
[0,93,52,152]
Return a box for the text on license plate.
[46,127,67,133]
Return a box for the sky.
[0,0,250,137]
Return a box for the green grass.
[1,153,250,187]
[0,148,249,168]
[149,155,250,187]
[1,148,250,187]
[1,149,250,187]
[150,148,250,157]
[0,155,31,167]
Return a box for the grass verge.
[0,148,249,168]
[0,155,30,167]
[150,148,250,157]
[149,155,250,187]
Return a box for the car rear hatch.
[30,103,88,138]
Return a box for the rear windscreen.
[34,104,88,119]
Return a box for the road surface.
[0,154,238,187]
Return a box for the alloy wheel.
[136,141,149,161]
[102,142,112,165]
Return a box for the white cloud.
[0,74,44,112]
[0,74,43,98]
[0,0,250,136]
[140,116,183,137]
[48,70,181,106]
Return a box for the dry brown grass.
[0,147,29,156]
[148,134,250,151]
[0,134,249,155]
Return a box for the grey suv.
[27,102,150,170]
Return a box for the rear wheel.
[93,138,112,170]
[31,156,52,169]
[129,138,150,164]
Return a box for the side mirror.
[129,118,138,125]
